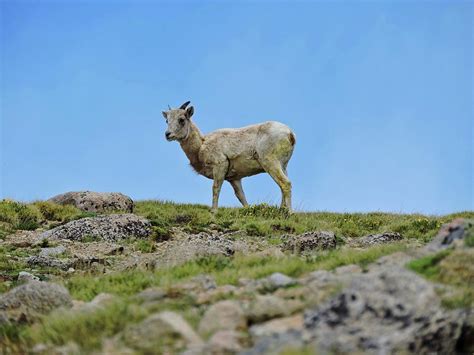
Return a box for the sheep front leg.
[229,179,248,207]
[211,163,228,213]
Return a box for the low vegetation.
[407,248,474,308]
[65,242,409,302]
[135,200,474,242]
[1,198,473,353]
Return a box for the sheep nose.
[165,131,171,139]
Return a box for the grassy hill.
[1,199,473,353]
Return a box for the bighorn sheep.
[163,101,296,212]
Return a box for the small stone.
[196,285,238,305]
[39,245,66,258]
[123,311,203,352]
[245,295,302,323]
[135,287,167,303]
[157,311,203,345]
[334,264,362,275]
[76,293,116,313]
[266,272,296,288]
[208,330,245,353]
[199,300,247,335]
[250,314,304,339]
[17,271,40,283]
[257,272,297,292]
[67,267,75,274]
[26,256,73,271]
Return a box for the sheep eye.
[179,118,185,125]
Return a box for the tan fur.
[163,102,296,212]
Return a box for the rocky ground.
[0,192,473,354]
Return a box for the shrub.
[0,200,41,230]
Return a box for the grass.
[135,200,474,242]
[407,248,474,309]
[24,300,148,350]
[2,198,473,243]
[0,199,92,239]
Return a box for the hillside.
[0,193,473,354]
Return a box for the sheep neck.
[179,122,204,171]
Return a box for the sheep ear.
[180,101,191,110]
[162,111,168,119]
[185,106,194,118]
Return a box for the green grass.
[0,199,92,239]
[2,199,473,243]
[135,200,474,242]
[23,300,148,350]
[406,249,452,279]
[407,248,474,309]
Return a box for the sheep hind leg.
[229,179,248,207]
[211,162,228,213]
[260,159,292,210]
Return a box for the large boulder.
[0,281,72,324]
[36,214,152,242]
[303,266,465,354]
[49,191,134,213]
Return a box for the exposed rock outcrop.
[353,232,403,247]
[303,266,464,354]
[281,231,337,253]
[49,191,134,213]
[36,214,152,242]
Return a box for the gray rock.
[354,232,403,247]
[259,272,297,292]
[245,295,301,323]
[123,311,203,352]
[17,271,39,283]
[187,274,217,292]
[303,266,465,354]
[267,272,296,288]
[334,264,362,275]
[134,287,167,303]
[49,191,134,213]
[249,314,304,340]
[39,245,67,258]
[72,293,116,313]
[240,330,305,355]
[37,214,152,242]
[0,281,72,324]
[199,300,247,335]
[425,218,471,252]
[26,256,74,271]
[304,270,338,286]
[282,231,337,253]
[208,330,245,353]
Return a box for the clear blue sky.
[1,1,472,214]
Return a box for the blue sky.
[1,0,472,214]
